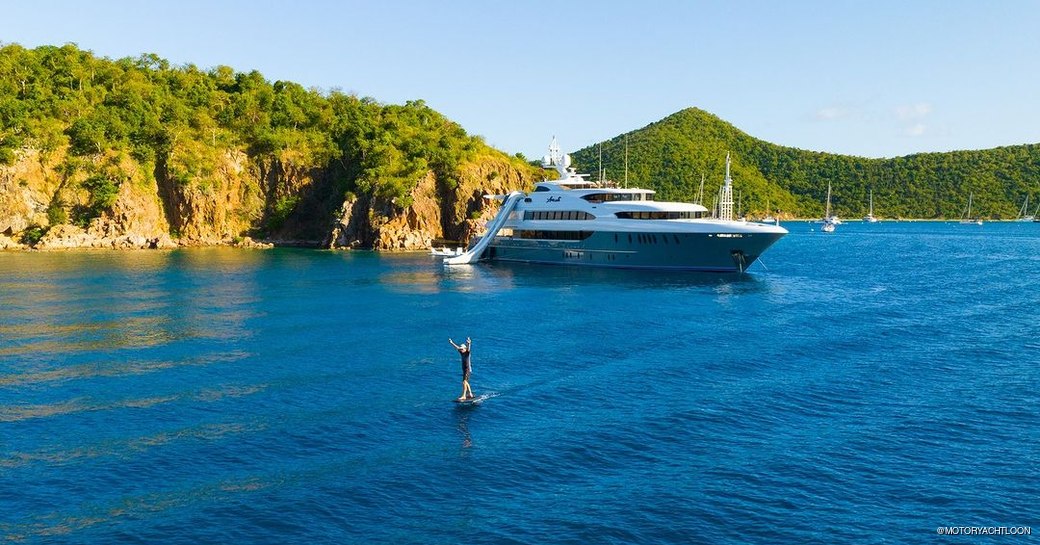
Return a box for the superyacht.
[443,139,787,272]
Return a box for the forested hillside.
[572,108,1040,219]
[4,43,1039,251]
[0,43,538,249]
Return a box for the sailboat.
[1014,195,1034,222]
[760,197,777,224]
[863,189,880,223]
[821,182,837,232]
[959,192,982,225]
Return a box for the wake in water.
[453,392,500,406]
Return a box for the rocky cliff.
[0,144,538,251]
[0,43,545,250]
[327,153,533,251]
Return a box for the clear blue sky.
[3,1,1039,159]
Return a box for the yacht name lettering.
[546,196,562,202]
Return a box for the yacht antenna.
[697,173,705,205]
[541,136,570,180]
[719,153,734,221]
[547,136,560,164]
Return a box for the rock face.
[324,153,534,251]
[449,155,531,243]
[35,223,176,250]
[155,147,266,245]
[371,172,442,251]
[0,234,22,250]
[0,144,539,251]
[0,148,59,237]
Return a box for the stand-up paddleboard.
[452,393,494,406]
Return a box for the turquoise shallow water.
[1,222,1039,544]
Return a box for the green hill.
[571,108,1040,219]
[0,43,538,248]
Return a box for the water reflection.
[2,473,277,541]
[0,395,177,423]
[0,351,249,387]
[375,253,767,295]
[0,421,261,469]
[0,248,263,364]
[0,315,181,357]
[379,270,443,294]
[455,408,473,449]
[480,261,764,293]
[0,380,265,423]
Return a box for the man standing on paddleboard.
[449,337,473,401]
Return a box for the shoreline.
[4,219,1036,253]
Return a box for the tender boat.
[431,246,465,257]
[442,139,787,272]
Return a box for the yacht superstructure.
[443,139,787,272]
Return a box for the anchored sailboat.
[959,192,982,225]
[821,182,837,232]
[863,189,879,223]
[1015,195,1034,222]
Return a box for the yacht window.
[581,192,641,203]
[615,211,704,220]
[517,230,594,241]
[524,210,595,220]
[534,186,550,192]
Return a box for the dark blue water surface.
[2,222,1038,544]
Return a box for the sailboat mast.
[598,143,603,182]
[624,135,629,188]
[825,182,832,217]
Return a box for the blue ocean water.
[1,221,1038,544]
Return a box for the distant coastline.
[5,217,1035,252]
[3,45,1038,252]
